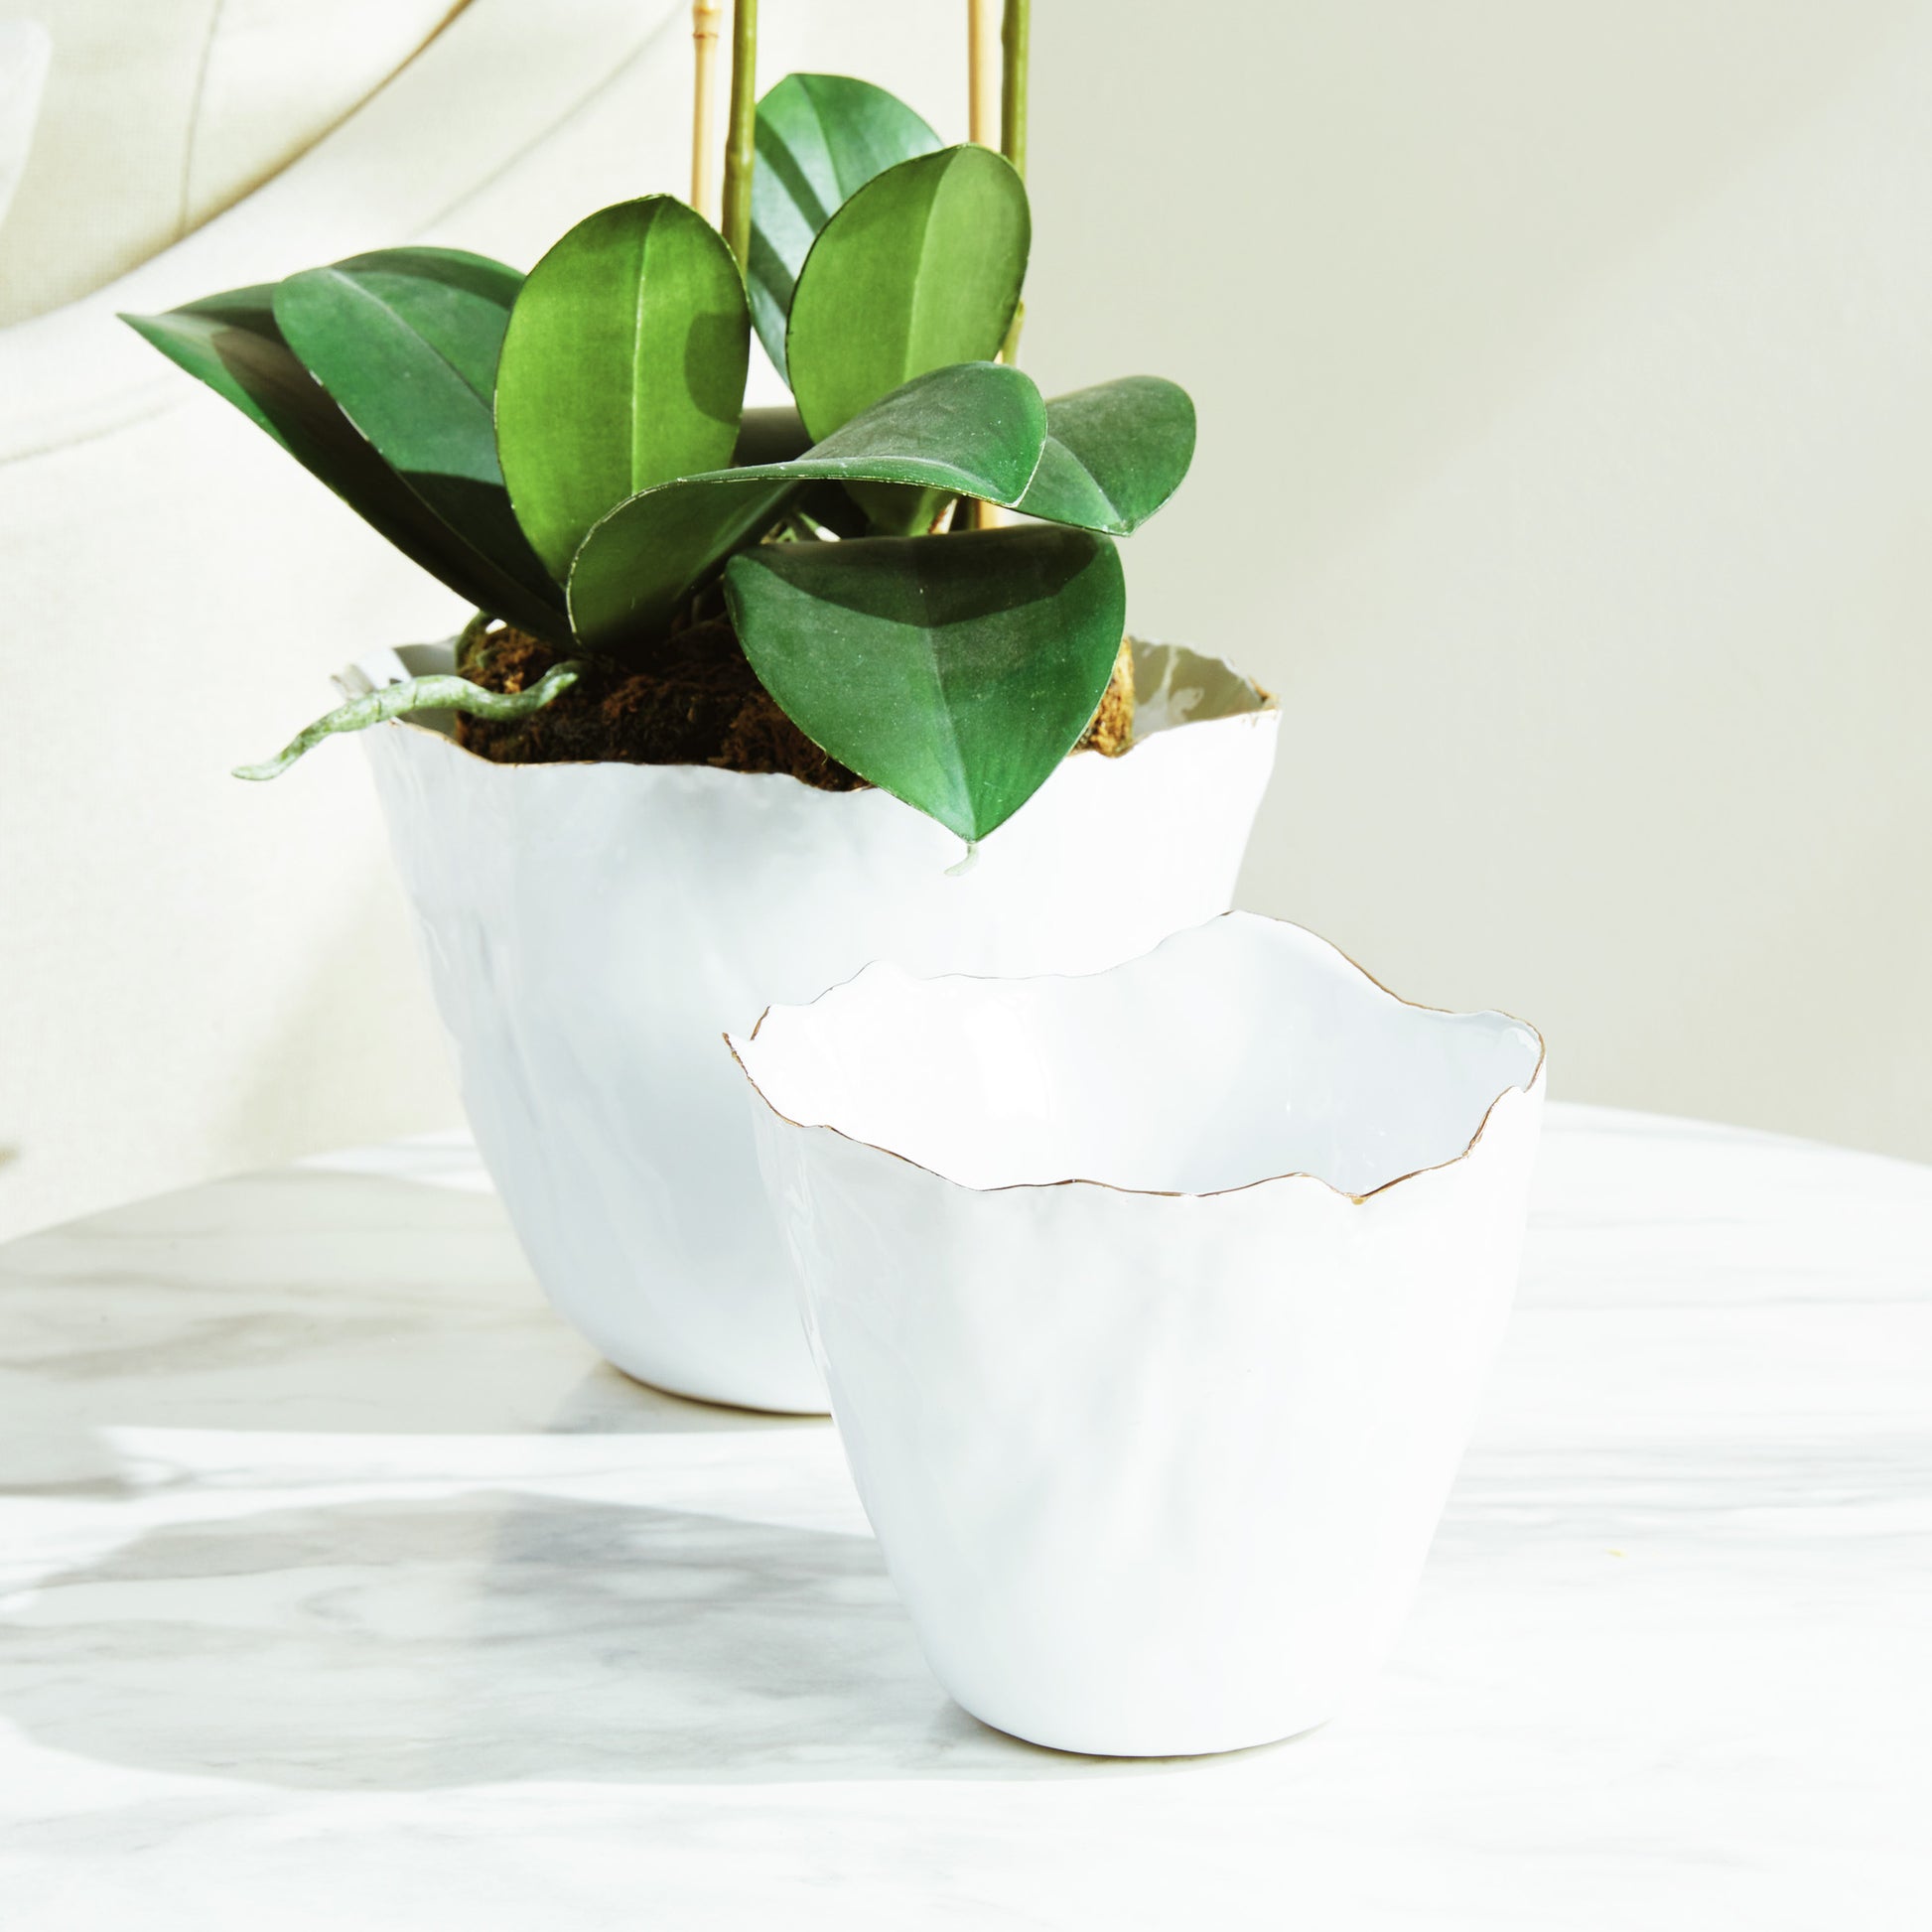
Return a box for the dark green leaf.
[567,361,1046,658]
[494,196,750,582]
[785,145,1029,443]
[792,480,873,538]
[732,405,813,467]
[121,288,568,637]
[749,72,942,382]
[272,248,558,608]
[724,524,1125,841]
[280,247,519,403]
[1013,376,1197,534]
[731,405,867,533]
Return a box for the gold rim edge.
[725,910,1547,1208]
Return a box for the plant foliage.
[125,71,1196,841]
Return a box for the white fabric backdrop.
[0,20,51,240]
[0,0,962,1239]
[0,0,467,324]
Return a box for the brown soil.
[1084,638,1135,758]
[455,620,1137,781]
[456,619,861,786]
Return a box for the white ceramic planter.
[730,913,1546,1755]
[352,640,1277,1413]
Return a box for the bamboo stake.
[962,0,1020,533]
[999,0,1030,363]
[721,0,759,270]
[690,1,724,224]
[967,0,1000,148]
[1000,0,1030,182]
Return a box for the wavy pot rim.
[345,634,1276,788]
[726,910,1547,1207]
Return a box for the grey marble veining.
[1,1104,1927,1928]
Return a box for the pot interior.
[732,914,1542,1198]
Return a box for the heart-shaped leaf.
[1013,376,1197,534]
[785,146,1029,445]
[568,361,1047,658]
[731,406,923,538]
[724,524,1125,841]
[749,72,942,382]
[272,248,558,608]
[732,406,864,532]
[494,196,750,582]
[122,288,569,638]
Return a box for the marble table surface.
[1,1103,1927,1929]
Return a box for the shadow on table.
[0,1490,1205,1790]
[0,1167,823,1448]
[0,1362,818,1527]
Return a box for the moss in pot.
[118,5,1279,1411]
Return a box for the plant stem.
[999,0,1030,363]
[722,0,759,271]
[967,0,999,148]
[690,2,724,224]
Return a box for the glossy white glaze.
[356,640,1278,1413]
[3,1108,1928,1927]
[731,915,1547,1754]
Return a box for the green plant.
[123,10,1193,844]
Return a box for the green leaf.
[494,196,751,582]
[272,248,559,609]
[122,288,569,638]
[281,247,519,404]
[732,405,813,468]
[749,72,942,382]
[731,406,868,531]
[724,524,1125,842]
[567,361,1046,658]
[1013,376,1197,534]
[785,146,1029,445]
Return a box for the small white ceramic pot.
[352,640,1277,1413]
[729,913,1546,1754]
